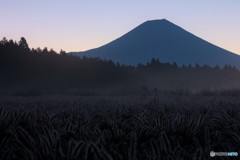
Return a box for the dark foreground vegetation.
[1,37,240,95]
[0,95,240,160]
[1,37,240,159]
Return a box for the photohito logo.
[210,151,238,157]
[210,151,215,157]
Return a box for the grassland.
[0,95,239,160]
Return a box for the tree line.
[1,37,240,94]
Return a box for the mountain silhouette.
[71,19,240,67]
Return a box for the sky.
[1,0,240,54]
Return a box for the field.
[0,95,240,160]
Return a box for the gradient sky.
[1,0,240,54]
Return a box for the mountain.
[71,19,240,67]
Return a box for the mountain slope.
[71,19,240,67]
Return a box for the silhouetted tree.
[60,49,66,55]
[18,37,30,52]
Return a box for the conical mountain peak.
[144,18,171,24]
[141,19,177,27]
[72,20,240,68]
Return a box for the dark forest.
[1,37,240,96]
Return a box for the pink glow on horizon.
[1,1,239,54]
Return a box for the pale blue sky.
[1,0,239,54]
